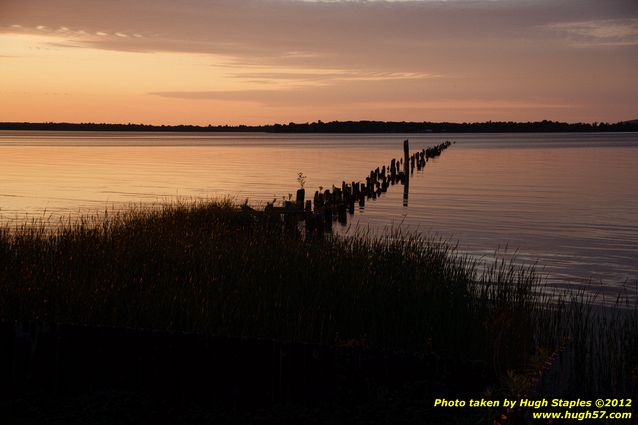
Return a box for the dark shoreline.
[2,120,637,133]
[1,200,637,423]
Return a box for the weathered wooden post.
[334,187,342,203]
[296,188,305,210]
[305,211,316,235]
[390,159,396,182]
[284,201,296,232]
[337,204,347,225]
[324,207,332,230]
[403,139,409,175]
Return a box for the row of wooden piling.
[265,140,453,235]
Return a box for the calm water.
[1,131,637,299]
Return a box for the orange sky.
[1,0,637,125]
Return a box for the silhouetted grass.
[0,200,635,396]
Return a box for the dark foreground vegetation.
[2,119,638,133]
[1,201,636,423]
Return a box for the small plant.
[297,172,307,188]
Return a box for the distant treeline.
[1,120,637,133]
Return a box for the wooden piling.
[403,139,409,175]
[390,159,396,181]
[268,139,452,235]
[296,188,305,210]
[305,212,316,234]
[324,208,332,230]
[337,204,347,225]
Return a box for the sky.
[1,0,637,125]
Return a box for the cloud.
[1,0,636,122]
[149,75,571,109]
[2,0,635,69]
[224,69,438,88]
[547,18,638,46]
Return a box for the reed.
[0,199,635,395]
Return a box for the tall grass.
[0,200,635,395]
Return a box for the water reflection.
[402,175,409,207]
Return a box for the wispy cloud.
[150,88,574,121]
[547,18,638,46]
[225,68,438,87]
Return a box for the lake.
[1,131,637,300]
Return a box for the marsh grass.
[0,200,635,395]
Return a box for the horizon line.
[2,118,637,128]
